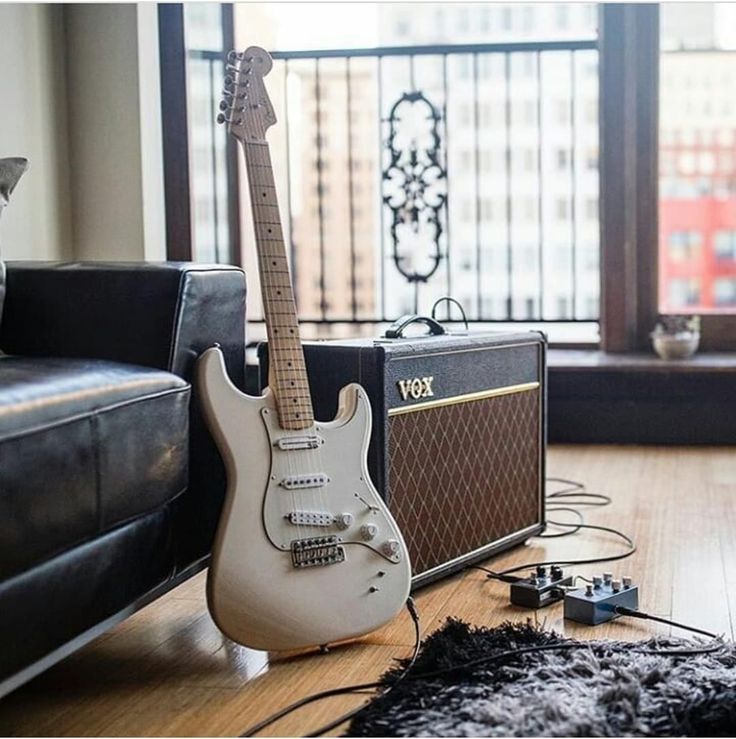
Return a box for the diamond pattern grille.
[387,389,541,576]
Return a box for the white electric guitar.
[197,46,411,651]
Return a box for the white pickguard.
[197,347,411,651]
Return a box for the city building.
[659,7,736,312]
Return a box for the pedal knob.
[551,565,563,581]
[335,512,354,530]
[611,579,621,593]
[382,539,401,557]
[603,572,613,584]
[536,566,547,578]
[360,523,378,541]
[585,584,594,597]
[622,576,632,589]
[528,571,538,585]
[593,575,603,588]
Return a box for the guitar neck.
[242,140,314,431]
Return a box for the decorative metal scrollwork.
[382,91,447,284]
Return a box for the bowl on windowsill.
[650,315,700,360]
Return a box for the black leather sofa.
[0,261,246,697]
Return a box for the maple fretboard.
[242,140,314,431]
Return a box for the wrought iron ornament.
[382,91,447,284]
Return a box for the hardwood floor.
[1,445,734,737]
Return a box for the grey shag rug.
[346,620,736,737]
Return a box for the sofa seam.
[0,489,188,589]
[0,385,190,444]
[91,413,103,535]
[167,271,187,372]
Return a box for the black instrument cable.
[475,477,636,582]
[240,597,421,738]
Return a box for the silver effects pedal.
[564,572,638,625]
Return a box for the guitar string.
[246,140,302,544]
[248,139,324,545]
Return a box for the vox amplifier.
[259,327,546,587]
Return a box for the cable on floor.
[240,597,421,738]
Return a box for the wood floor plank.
[1,445,734,737]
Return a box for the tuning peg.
[218,100,230,112]
[226,63,240,73]
[217,112,243,126]
[224,76,234,88]
[227,50,243,62]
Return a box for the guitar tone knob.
[382,539,401,557]
[335,512,354,530]
[360,523,378,541]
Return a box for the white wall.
[0,4,72,260]
[65,4,166,261]
[0,3,166,263]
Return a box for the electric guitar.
[197,46,411,651]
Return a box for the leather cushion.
[0,508,171,684]
[0,357,189,580]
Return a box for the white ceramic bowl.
[651,331,700,360]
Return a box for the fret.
[239,138,313,431]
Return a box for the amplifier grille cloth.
[387,389,541,575]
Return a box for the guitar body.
[198,347,411,650]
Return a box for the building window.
[714,277,736,306]
[714,231,736,261]
[668,277,701,307]
[668,230,702,261]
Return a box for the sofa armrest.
[0,261,248,571]
[0,261,246,388]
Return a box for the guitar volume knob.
[335,512,354,530]
[382,539,401,557]
[360,523,378,541]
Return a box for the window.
[657,3,736,339]
[668,231,702,262]
[714,277,736,306]
[714,231,736,261]
[668,277,701,307]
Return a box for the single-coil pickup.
[276,435,321,451]
[280,473,329,490]
[287,511,334,527]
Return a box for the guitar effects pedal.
[510,566,573,609]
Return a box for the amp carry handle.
[384,314,447,339]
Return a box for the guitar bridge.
[291,536,345,569]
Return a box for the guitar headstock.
[217,46,277,143]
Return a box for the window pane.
[659,3,736,314]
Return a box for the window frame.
[599,3,736,351]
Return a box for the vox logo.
[397,376,434,401]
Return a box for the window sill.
[547,349,736,445]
